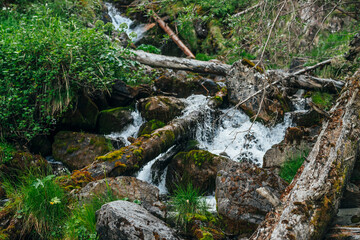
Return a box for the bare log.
[250,70,360,240]
[151,11,195,59]
[233,2,263,17]
[129,50,231,75]
[292,58,332,75]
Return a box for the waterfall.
[105,2,146,42]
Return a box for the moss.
[66,146,80,154]
[241,58,264,73]
[100,105,134,113]
[186,150,214,167]
[96,149,125,162]
[200,232,214,240]
[311,92,334,111]
[114,161,127,169]
[145,101,152,111]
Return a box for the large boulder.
[107,80,135,107]
[154,70,220,98]
[138,96,185,123]
[216,161,288,235]
[52,131,113,171]
[97,107,134,134]
[77,176,159,207]
[61,94,99,131]
[226,60,291,124]
[96,200,182,240]
[166,150,229,194]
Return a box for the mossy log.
[250,70,360,240]
[74,94,223,182]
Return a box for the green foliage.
[169,183,209,231]
[280,148,309,183]
[1,171,68,239]
[0,1,149,141]
[137,44,161,54]
[195,53,215,61]
[311,92,334,111]
[0,141,15,164]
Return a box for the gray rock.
[96,200,181,240]
[216,161,288,235]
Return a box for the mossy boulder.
[216,161,288,235]
[61,94,99,131]
[166,150,229,194]
[138,96,185,123]
[137,119,166,136]
[187,214,225,240]
[97,107,133,134]
[52,131,113,171]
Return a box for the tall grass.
[279,148,310,183]
[169,183,209,231]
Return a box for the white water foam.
[105,108,144,146]
[196,109,292,166]
[136,146,176,194]
[105,2,146,42]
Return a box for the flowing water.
[105,108,144,146]
[105,2,146,42]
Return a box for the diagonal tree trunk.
[250,70,360,240]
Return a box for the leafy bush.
[137,44,162,54]
[0,2,148,141]
[0,141,15,164]
[280,148,309,183]
[169,183,209,231]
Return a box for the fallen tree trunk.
[129,50,231,75]
[250,70,360,240]
[129,51,344,91]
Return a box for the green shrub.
[0,2,149,141]
[279,149,309,183]
[137,44,162,54]
[169,183,209,231]
[0,141,15,164]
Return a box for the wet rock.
[107,80,135,107]
[61,94,99,131]
[137,119,166,136]
[292,109,323,127]
[97,107,133,134]
[166,150,229,194]
[194,19,208,39]
[226,61,291,124]
[89,90,109,111]
[138,96,185,123]
[52,131,113,171]
[216,160,288,235]
[154,70,219,98]
[96,200,181,240]
[263,126,315,172]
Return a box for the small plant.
[311,92,334,111]
[0,141,15,164]
[137,44,162,54]
[169,183,209,231]
[279,148,310,183]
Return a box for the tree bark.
[151,11,195,59]
[250,70,360,240]
[129,50,231,75]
